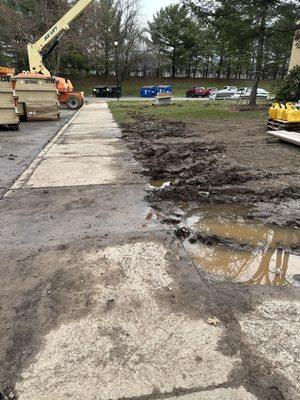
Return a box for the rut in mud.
[121,114,300,228]
[120,112,300,286]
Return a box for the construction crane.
[27,0,94,109]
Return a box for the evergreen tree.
[149,4,192,78]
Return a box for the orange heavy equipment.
[55,77,84,110]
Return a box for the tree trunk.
[187,54,192,78]
[193,62,198,79]
[273,64,279,80]
[226,57,231,79]
[249,13,267,106]
[281,57,289,78]
[217,55,223,79]
[172,47,176,78]
[202,60,206,78]
[238,64,242,79]
[205,56,210,78]
[104,39,110,78]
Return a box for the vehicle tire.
[9,124,19,131]
[67,96,83,110]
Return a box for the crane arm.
[27,0,94,76]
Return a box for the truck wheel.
[67,96,83,110]
[9,124,19,131]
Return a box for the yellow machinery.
[0,67,19,130]
[27,0,93,110]
[27,0,93,76]
[0,0,95,123]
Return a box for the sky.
[142,0,178,21]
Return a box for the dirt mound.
[120,115,300,227]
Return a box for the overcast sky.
[142,0,179,22]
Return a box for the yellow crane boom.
[27,0,94,76]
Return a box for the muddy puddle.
[180,204,300,286]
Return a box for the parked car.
[232,87,251,99]
[210,86,238,100]
[257,88,270,98]
[222,86,238,93]
[238,87,251,94]
[232,87,270,100]
[207,87,218,94]
[186,87,211,98]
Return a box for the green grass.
[108,100,266,124]
[72,76,278,97]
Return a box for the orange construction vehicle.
[55,77,84,110]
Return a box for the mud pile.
[121,114,300,227]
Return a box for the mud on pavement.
[116,111,300,398]
[0,102,299,400]
[1,232,299,400]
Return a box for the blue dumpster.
[155,85,172,95]
[140,86,156,98]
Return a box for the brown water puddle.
[182,204,300,287]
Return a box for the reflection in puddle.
[183,204,300,287]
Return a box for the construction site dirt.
[120,113,300,286]
[121,113,300,227]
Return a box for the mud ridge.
[120,114,300,227]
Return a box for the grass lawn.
[73,76,278,97]
[108,100,267,124]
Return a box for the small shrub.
[276,66,300,101]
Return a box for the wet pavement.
[0,110,75,197]
[0,102,299,400]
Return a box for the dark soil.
[120,114,300,228]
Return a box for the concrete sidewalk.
[0,103,299,400]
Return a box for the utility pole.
[114,41,120,100]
